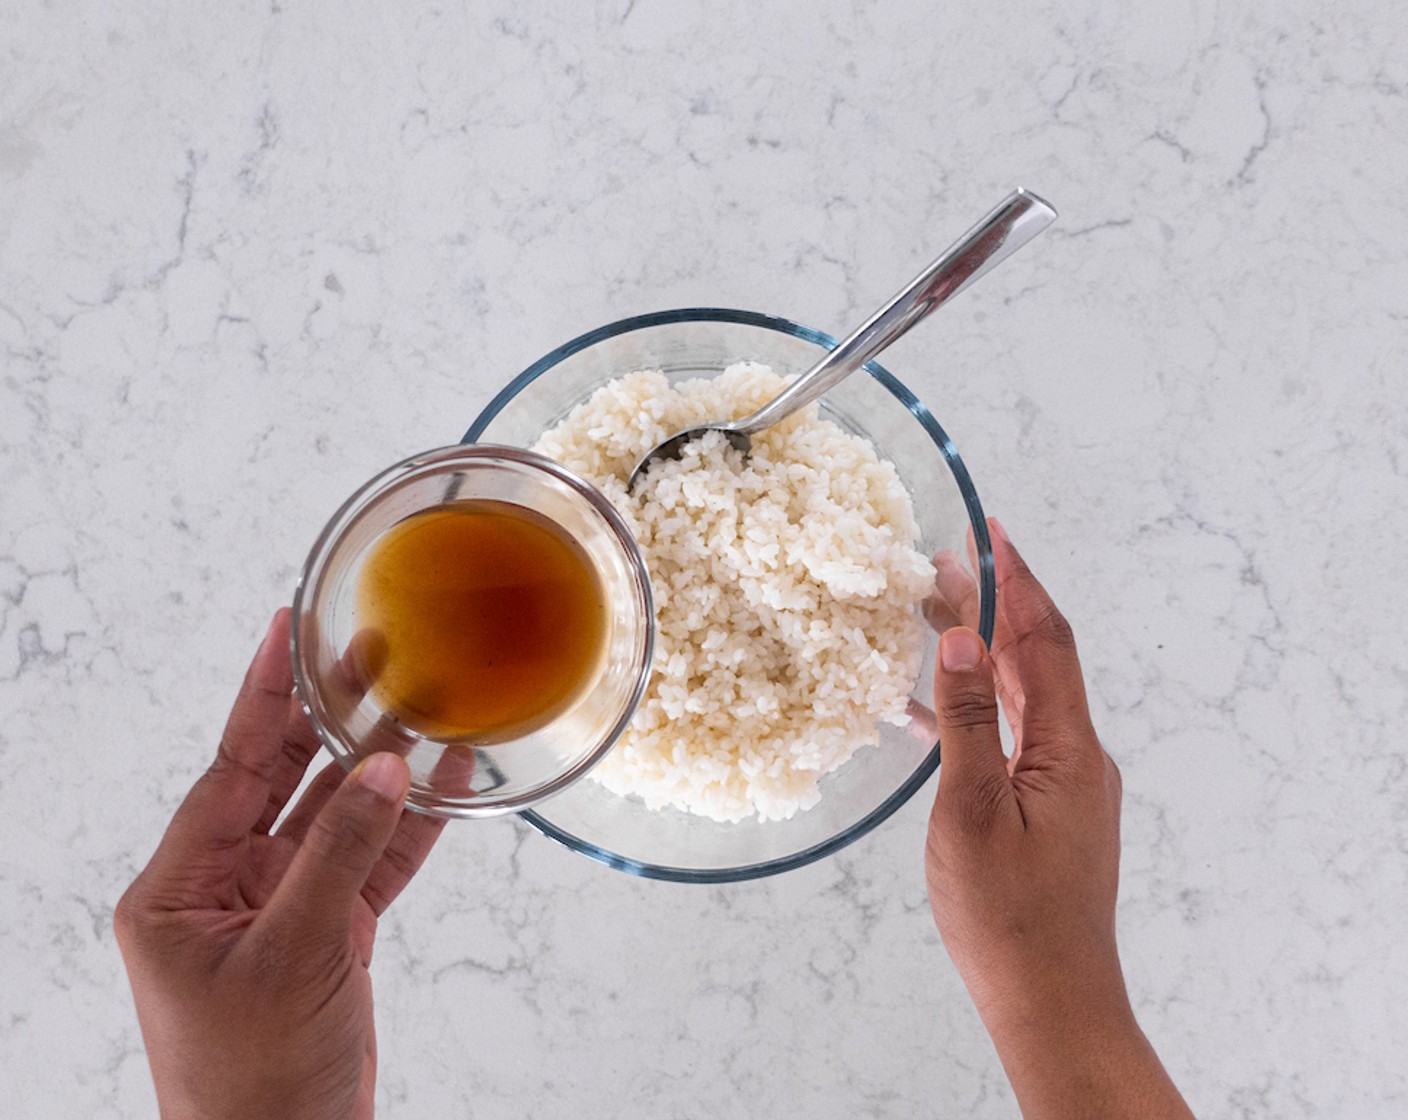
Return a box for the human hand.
[925,520,1193,1119]
[115,610,445,1120]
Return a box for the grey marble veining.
[2,0,1406,1116]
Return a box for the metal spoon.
[626,187,1058,489]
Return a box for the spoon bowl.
[637,424,751,467]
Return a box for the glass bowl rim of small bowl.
[290,443,656,818]
[463,306,996,881]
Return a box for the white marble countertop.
[3,1,1406,1116]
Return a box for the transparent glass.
[291,445,654,818]
[464,309,995,880]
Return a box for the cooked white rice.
[533,362,934,822]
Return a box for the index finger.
[253,627,387,835]
[988,520,1096,747]
[157,610,296,860]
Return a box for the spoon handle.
[733,187,1057,436]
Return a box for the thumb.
[265,752,411,942]
[932,627,1012,828]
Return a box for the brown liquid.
[352,501,606,742]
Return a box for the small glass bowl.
[465,309,995,879]
[291,445,654,818]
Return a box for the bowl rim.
[290,443,655,818]
[462,306,995,882]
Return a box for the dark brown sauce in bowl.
[352,501,606,743]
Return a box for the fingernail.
[988,518,1010,549]
[940,627,984,672]
[352,753,408,801]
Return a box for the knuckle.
[939,688,1000,731]
[377,834,419,884]
[948,773,1009,840]
[242,927,349,998]
[204,743,267,793]
[360,841,414,915]
[113,879,163,950]
[1104,752,1123,794]
[112,884,141,942]
[308,797,384,874]
[1030,595,1077,651]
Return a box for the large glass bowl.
[464,308,995,881]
